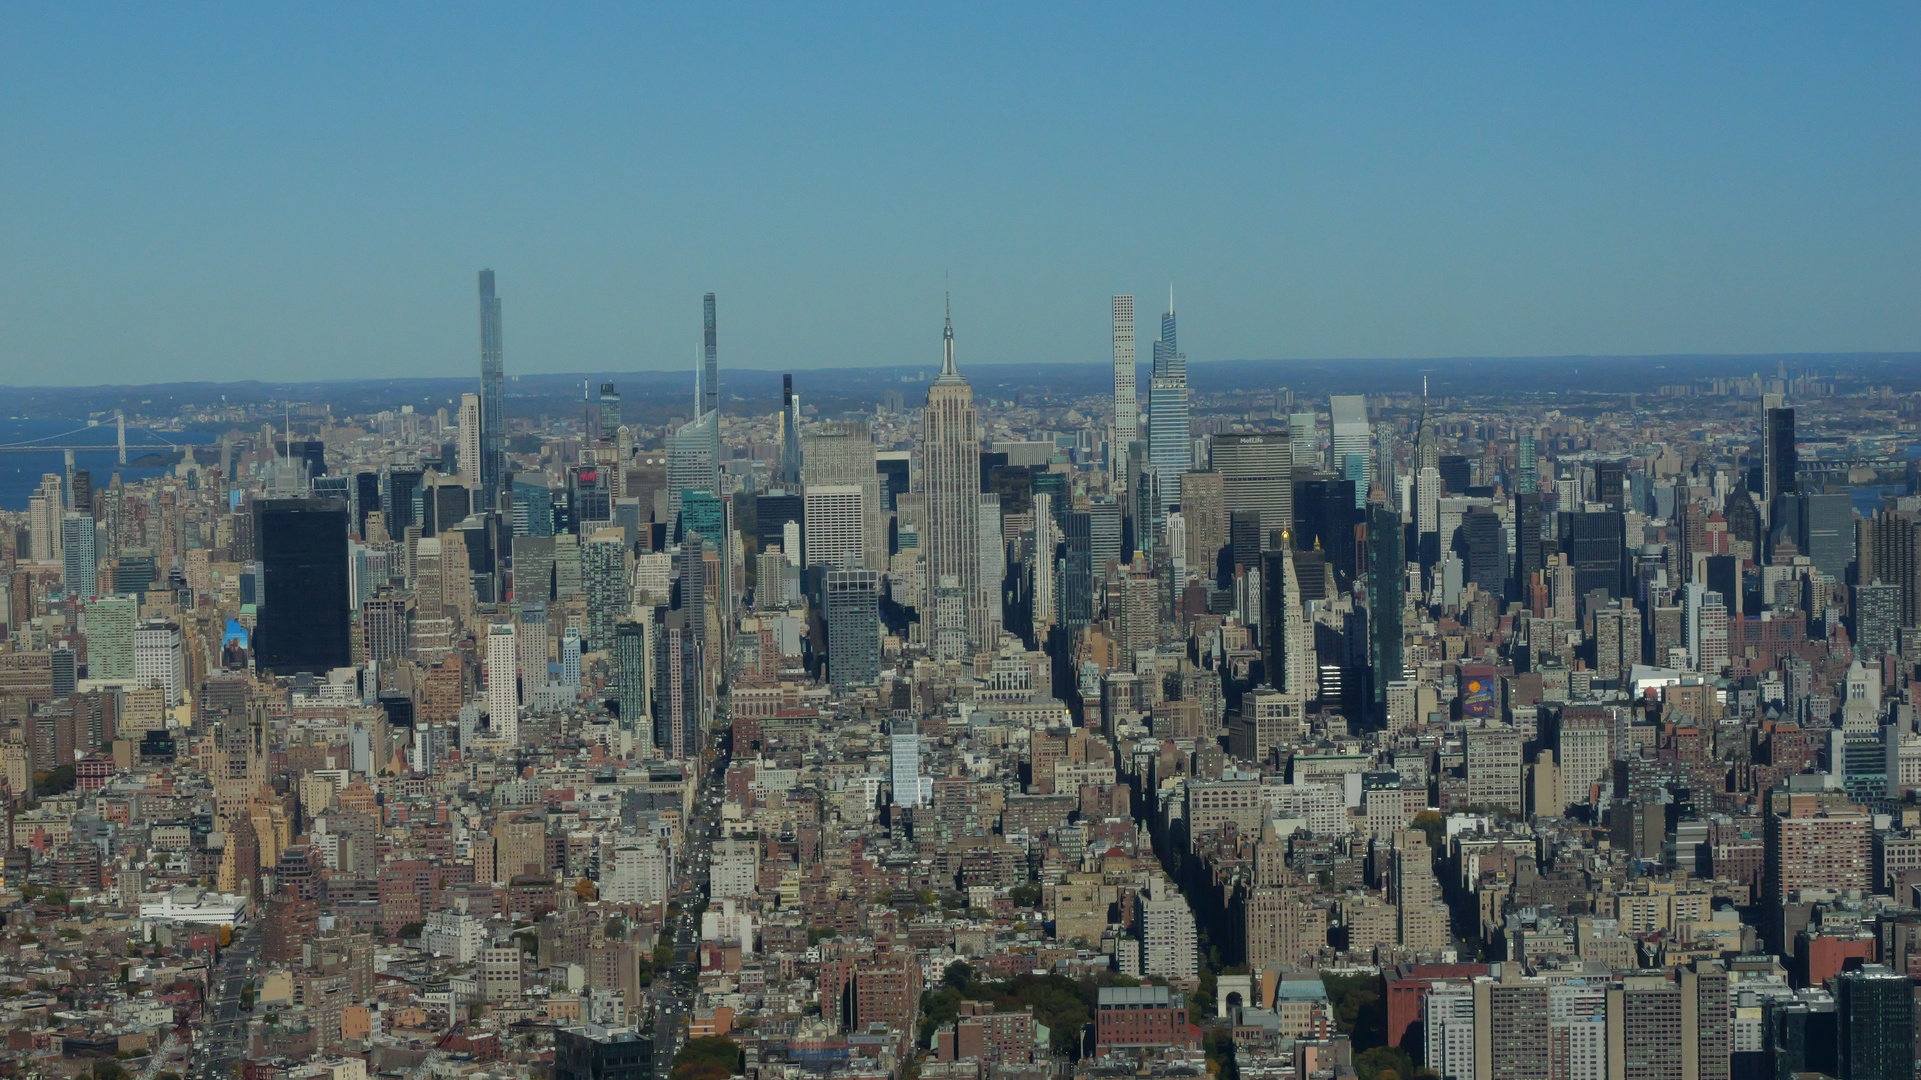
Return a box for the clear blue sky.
[1,5,1916,385]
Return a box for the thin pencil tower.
[478,270,505,513]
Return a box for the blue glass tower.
[511,478,554,538]
[1147,296,1190,517]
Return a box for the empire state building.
[921,299,984,649]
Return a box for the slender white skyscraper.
[1277,545,1309,698]
[921,298,983,647]
[135,618,184,707]
[1031,491,1056,640]
[978,492,1004,647]
[487,623,519,745]
[28,474,62,562]
[1414,381,1440,559]
[1112,295,1137,480]
[457,393,482,506]
[890,716,930,808]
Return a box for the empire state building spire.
[937,291,960,382]
[921,297,984,649]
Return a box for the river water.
[0,419,224,510]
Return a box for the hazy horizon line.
[3,350,1916,393]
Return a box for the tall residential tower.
[703,293,719,420]
[1112,295,1137,484]
[478,270,505,514]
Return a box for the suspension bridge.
[0,414,183,465]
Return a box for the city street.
[652,742,729,1079]
[191,923,262,1080]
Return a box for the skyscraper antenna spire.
[940,290,957,378]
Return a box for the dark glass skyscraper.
[824,570,881,689]
[1367,503,1404,718]
[555,1024,653,1080]
[1796,491,1854,580]
[255,498,352,675]
[778,373,803,487]
[423,483,470,538]
[1837,965,1914,1080]
[1514,492,1544,599]
[479,270,505,515]
[1564,509,1625,605]
[1764,405,1797,516]
[596,382,620,441]
[512,478,555,538]
[1461,506,1504,595]
[386,465,423,535]
[353,471,378,538]
[1856,580,1901,661]
[1595,459,1628,510]
[702,292,718,419]
[612,620,650,746]
[1059,509,1092,629]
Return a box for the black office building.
[1764,406,1798,511]
[276,439,328,478]
[1367,504,1404,717]
[1229,509,1263,576]
[1514,492,1544,598]
[1059,509,1093,628]
[255,498,352,675]
[824,570,881,689]
[755,492,805,556]
[1765,994,1836,1080]
[1461,506,1505,596]
[1837,965,1914,1080]
[385,466,424,534]
[1796,491,1855,581]
[1596,460,1628,511]
[354,472,379,538]
[1705,554,1741,619]
[114,552,159,595]
[1295,478,1360,588]
[422,483,471,537]
[877,455,910,511]
[1437,454,1470,496]
[555,1025,653,1080]
[1563,509,1625,605]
